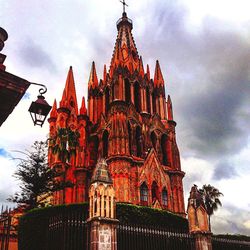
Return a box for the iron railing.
[212,237,250,250]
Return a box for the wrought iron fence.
[48,211,89,250]
[117,223,195,250]
[212,237,250,250]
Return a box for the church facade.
[48,11,186,217]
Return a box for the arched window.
[146,87,151,113]
[151,131,157,150]
[134,82,140,112]
[102,130,109,158]
[162,188,168,207]
[161,134,168,165]
[135,126,142,157]
[105,88,110,114]
[140,182,148,205]
[125,79,131,103]
[128,122,132,155]
[89,136,99,166]
[152,91,156,114]
[151,181,159,202]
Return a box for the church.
[48,9,186,217]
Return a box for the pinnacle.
[59,66,78,113]
[154,60,164,87]
[88,61,98,89]
[50,99,57,118]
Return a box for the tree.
[8,141,66,211]
[49,127,80,203]
[199,184,223,231]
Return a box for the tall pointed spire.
[50,99,57,118]
[110,11,139,73]
[167,95,173,120]
[154,60,164,87]
[60,66,78,114]
[138,56,144,78]
[103,64,107,84]
[80,97,87,115]
[146,64,150,80]
[88,61,98,89]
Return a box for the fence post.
[187,185,212,250]
[87,158,119,250]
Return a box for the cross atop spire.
[120,0,128,13]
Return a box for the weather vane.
[120,0,128,13]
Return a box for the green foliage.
[199,184,223,216]
[214,234,250,242]
[8,141,66,211]
[116,203,189,230]
[199,184,223,231]
[49,127,80,163]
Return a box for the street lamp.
[28,83,51,127]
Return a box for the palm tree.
[199,184,223,231]
[49,127,80,203]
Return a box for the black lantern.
[28,83,51,127]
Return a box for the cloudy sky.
[1,0,250,235]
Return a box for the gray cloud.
[19,38,56,71]
[212,204,250,235]
[213,160,238,180]
[137,1,250,159]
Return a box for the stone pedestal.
[88,217,119,250]
[192,231,212,250]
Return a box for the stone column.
[88,158,119,250]
[187,185,212,250]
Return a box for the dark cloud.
[137,1,250,159]
[213,160,238,180]
[19,38,56,71]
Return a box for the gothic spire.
[110,11,139,73]
[146,64,150,80]
[103,64,107,84]
[138,56,144,78]
[88,61,98,89]
[50,99,57,118]
[167,95,173,120]
[80,97,87,115]
[154,60,164,87]
[59,66,78,114]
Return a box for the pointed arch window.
[135,126,142,157]
[151,181,159,202]
[161,134,168,165]
[125,79,131,103]
[151,131,157,151]
[152,91,156,114]
[134,81,141,112]
[128,122,132,155]
[89,136,99,166]
[162,188,168,207]
[102,130,109,158]
[146,87,151,113]
[140,182,148,206]
[105,87,110,114]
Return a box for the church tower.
[48,9,186,217]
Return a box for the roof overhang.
[0,70,30,126]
